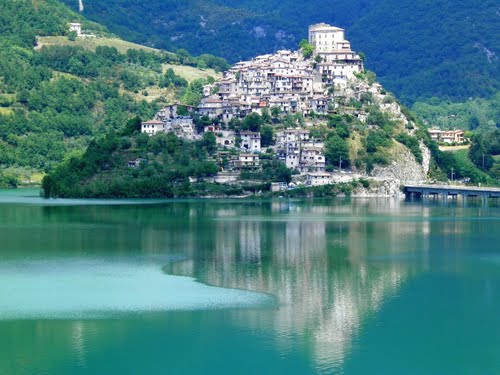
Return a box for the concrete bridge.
[404,184,500,200]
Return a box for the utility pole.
[339,156,342,172]
[451,167,455,184]
[482,153,485,169]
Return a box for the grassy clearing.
[451,149,492,180]
[162,63,221,82]
[36,36,160,54]
[120,85,176,103]
[0,108,13,115]
[451,149,473,162]
[438,145,470,152]
[52,71,84,82]
[27,172,45,184]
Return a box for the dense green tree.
[182,78,208,106]
[328,115,351,139]
[121,116,142,136]
[260,126,274,147]
[261,108,271,124]
[242,113,263,132]
[469,133,495,170]
[489,164,500,180]
[263,160,292,183]
[161,68,188,88]
[201,132,217,155]
[325,134,350,169]
[42,130,223,198]
[176,49,192,64]
[412,94,500,133]
[299,39,314,59]
[270,106,281,119]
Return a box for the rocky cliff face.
[351,142,427,197]
[420,141,431,175]
[371,142,429,185]
[353,179,405,198]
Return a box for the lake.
[1,189,499,374]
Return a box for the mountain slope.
[0,0,217,185]
[0,0,106,47]
[349,0,499,102]
[62,0,499,103]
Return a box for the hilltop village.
[139,24,379,188]
[41,22,483,199]
[47,22,466,194]
[199,23,364,118]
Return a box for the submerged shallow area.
[0,258,274,320]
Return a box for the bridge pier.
[482,192,489,207]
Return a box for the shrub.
[359,178,370,188]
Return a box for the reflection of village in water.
[1,198,484,373]
[162,199,432,370]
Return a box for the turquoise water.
[1,189,499,374]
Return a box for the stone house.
[306,172,333,186]
[172,117,196,141]
[309,23,363,85]
[300,147,326,172]
[141,120,170,136]
[156,104,194,121]
[198,96,225,118]
[204,125,236,148]
[235,153,261,169]
[240,131,261,153]
[429,129,465,144]
[216,130,236,147]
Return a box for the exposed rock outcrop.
[353,178,404,197]
[371,143,427,185]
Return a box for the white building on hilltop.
[141,120,170,135]
[69,23,82,37]
[308,23,350,53]
[308,23,364,85]
[68,22,96,38]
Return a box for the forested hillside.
[0,0,220,187]
[62,0,499,104]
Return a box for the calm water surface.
[1,189,499,374]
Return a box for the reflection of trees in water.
[168,200,426,371]
[0,319,103,374]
